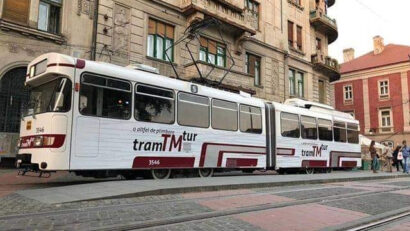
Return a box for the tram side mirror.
[80,96,88,112]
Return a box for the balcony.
[181,0,258,36]
[311,53,340,82]
[310,10,338,44]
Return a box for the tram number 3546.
[149,160,161,166]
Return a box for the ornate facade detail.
[112,4,131,62]
[77,0,95,18]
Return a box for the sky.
[327,0,410,63]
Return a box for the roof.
[341,44,410,74]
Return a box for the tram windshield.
[25,78,72,116]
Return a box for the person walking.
[383,144,393,172]
[402,140,410,173]
[369,141,379,173]
[393,145,404,172]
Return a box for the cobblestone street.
[1,173,410,231]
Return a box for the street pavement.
[0,171,410,230]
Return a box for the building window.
[379,108,393,133]
[318,80,325,103]
[296,26,303,50]
[147,18,174,62]
[199,37,226,67]
[38,0,62,34]
[288,21,294,48]
[2,0,30,25]
[289,69,304,97]
[379,80,389,99]
[343,85,353,102]
[246,53,261,86]
[316,38,322,51]
[245,0,259,29]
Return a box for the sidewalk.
[17,171,410,204]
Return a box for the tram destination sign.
[29,59,48,78]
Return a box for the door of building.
[0,67,29,159]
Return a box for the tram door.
[265,103,276,169]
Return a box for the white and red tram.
[17,53,361,179]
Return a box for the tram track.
[1,180,409,231]
[0,184,339,221]
[83,185,410,231]
[348,212,410,231]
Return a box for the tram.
[16,53,361,179]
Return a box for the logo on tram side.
[133,131,198,152]
[301,144,328,157]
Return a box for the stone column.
[363,78,371,133]
[401,72,410,132]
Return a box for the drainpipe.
[91,0,99,61]
[283,51,289,103]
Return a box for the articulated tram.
[17,53,361,179]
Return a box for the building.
[0,0,340,164]
[0,0,95,163]
[333,36,410,147]
[94,0,339,104]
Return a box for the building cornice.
[332,62,410,84]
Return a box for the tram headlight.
[33,136,43,147]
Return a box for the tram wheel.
[151,169,171,180]
[198,168,214,178]
[305,168,314,174]
[326,168,332,173]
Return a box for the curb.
[320,206,410,231]
[85,174,410,202]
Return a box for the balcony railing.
[311,53,340,82]
[310,10,338,44]
[181,0,258,35]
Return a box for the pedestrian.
[401,140,410,173]
[369,141,379,173]
[383,144,393,172]
[393,145,404,172]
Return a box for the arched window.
[0,67,30,133]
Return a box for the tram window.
[318,119,333,141]
[333,121,347,142]
[347,123,359,144]
[239,105,262,134]
[79,74,131,120]
[178,92,209,128]
[135,84,174,124]
[212,99,238,131]
[301,116,317,140]
[281,112,300,138]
